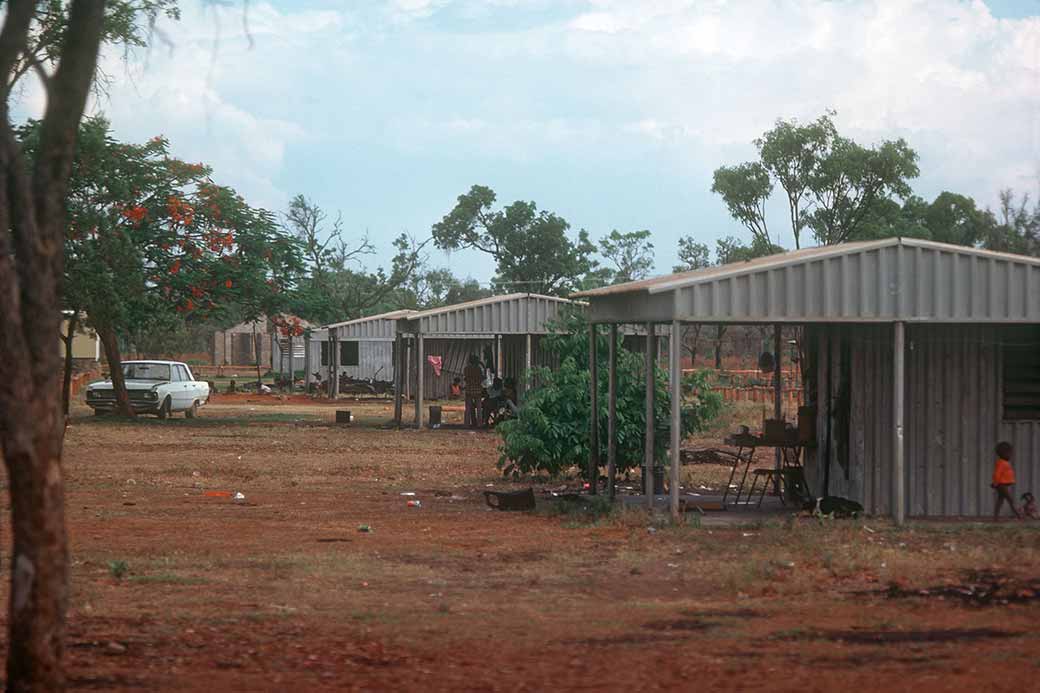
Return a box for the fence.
[69,370,100,398]
[684,368,805,408]
[710,386,804,407]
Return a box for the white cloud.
[12,0,1040,275]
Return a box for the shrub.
[497,313,723,479]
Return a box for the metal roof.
[327,309,416,340]
[400,293,583,335]
[577,238,1040,324]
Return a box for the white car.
[85,360,210,419]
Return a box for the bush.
[497,313,723,479]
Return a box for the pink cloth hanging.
[427,355,443,376]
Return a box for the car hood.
[88,379,165,391]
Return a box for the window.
[320,342,329,366]
[176,365,192,382]
[1003,326,1040,421]
[340,341,360,367]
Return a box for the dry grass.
[4,400,1038,691]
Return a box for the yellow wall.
[60,318,100,360]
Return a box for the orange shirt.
[992,458,1016,486]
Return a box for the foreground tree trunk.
[98,325,132,417]
[61,312,78,416]
[0,2,107,690]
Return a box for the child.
[450,377,462,399]
[991,441,1021,520]
[1022,492,1038,520]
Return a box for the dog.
[802,496,864,519]
[1022,492,1038,520]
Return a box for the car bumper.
[86,401,161,413]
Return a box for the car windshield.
[122,363,171,381]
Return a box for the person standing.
[464,354,484,428]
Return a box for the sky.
[16,0,1040,284]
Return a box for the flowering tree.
[22,116,302,415]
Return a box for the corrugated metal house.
[576,238,1040,520]
[307,310,415,392]
[395,293,584,425]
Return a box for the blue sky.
[25,0,1040,286]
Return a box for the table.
[721,434,809,508]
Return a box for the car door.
[175,365,193,409]
[166,365,184,410]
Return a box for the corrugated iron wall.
[340,341,394,381]
[808,324,1040,518]
[410,336,559,401]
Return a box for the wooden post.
[415,332,425,429]
[670,320,682,520]
[524,333,533,396]
[393,332,403,426]
[645,322,656,510]
[327,331,334,398]
[496,334,504,376]
[607,324,618,500]
[405,340,412,400]
[773,324,782,493]
[893,321,906,525]
[303,332,312,393]
[330,332,339,398]
[588,323,599,495]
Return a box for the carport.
[393,293,583,427]
[575,238,1040,522]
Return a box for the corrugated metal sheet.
[332,310,413,340]
[806,324,1040,518]
[402,293,582,335]
[404,335,560,401]
[583,239,1040,324]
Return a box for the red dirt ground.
[2,401,1038,691]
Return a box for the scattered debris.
[233,492,246,501]
[357,524,373,533]
[877,570,1040,607]
[680,449,729,465]
[105,641,127,655]
[204,491,232,498]
[407,500,422,508]
[484,488,535,511]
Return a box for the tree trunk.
[98,325,132,417]
[682,324,701,367]
[0,1,107,689]
[61,312,78,416]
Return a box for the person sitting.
[502,377,519,414]
[450,377,462,399]
[482,377,507,426]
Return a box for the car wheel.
[157,397,171,420]
[185,400,199,419]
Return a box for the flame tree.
[21,115,303,416]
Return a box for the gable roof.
[576,238,1040,324]
[400,293,582,335]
